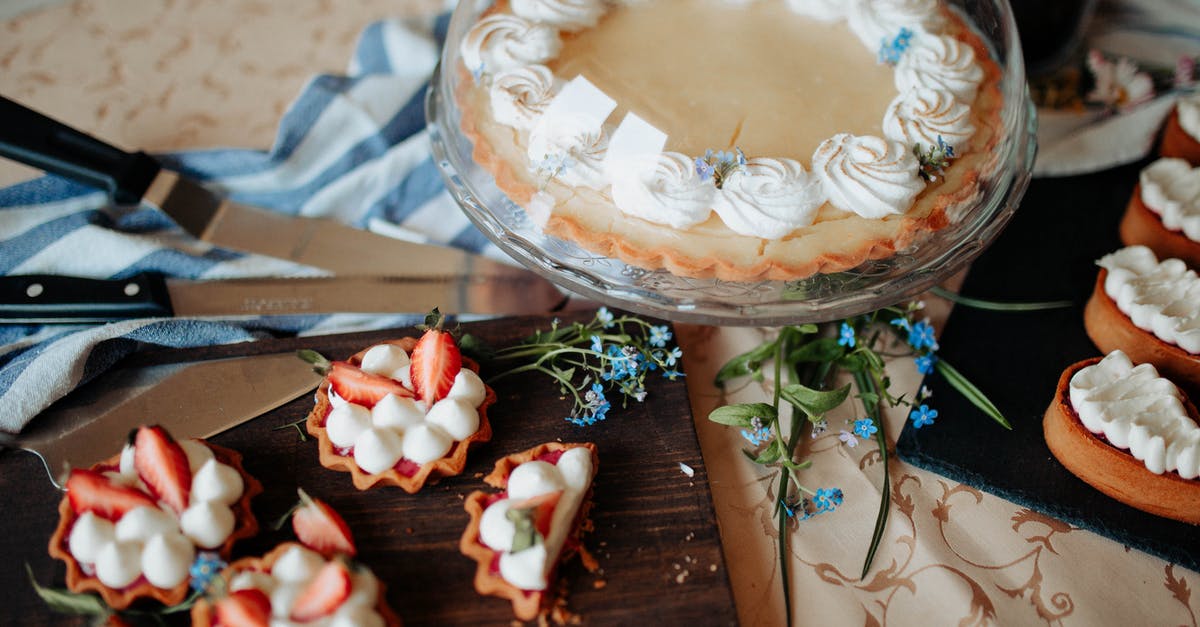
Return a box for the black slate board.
[896,157,1200,572]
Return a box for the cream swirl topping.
[511,0,606,32]
[713,158,826,238]
[528,112,610,189]
[1178,92,1200,142]
[461,15,562,76]
[1139,157,1200,243]
[1099,246,1200,354]
[846,0,945,49]
[608,152,716,228]
[785,0,850,21]
[489,65,557,132]
[1069,350,1200,479]
[883,87,975,152]
[813,133,925,218]
[895,35,984,101]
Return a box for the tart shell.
[47,441,263,610]
[1118,182,1200,268]
[189,541,403,626]
[1160,107,1200,167]
[305,338,496,493]
[1083,270,1200,393]
[1043,356,1200,525]
[455,3,1005,282]
[459,441,598,621]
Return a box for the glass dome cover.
[427,0,1036,325]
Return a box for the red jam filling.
[535,450,565,465]
[393,458,421,477]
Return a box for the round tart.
[190,542,402,627]
[455,0,1004,281]
[460,442,598,621]
[48,428,262,609]
[305,337,495,492]
[1043,352,1200,524]
[1161,93,1200,166]
[1118,159,1200,267]
[1083,247,1200,392]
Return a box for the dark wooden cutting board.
[0,313,737,626]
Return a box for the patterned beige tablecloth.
[2,2,1196,625]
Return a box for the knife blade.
[0,272,567,323]
[0,352,322,487]
[0,95,544,283]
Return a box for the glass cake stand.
[427,0,1037,326]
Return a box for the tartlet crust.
[305,338,496,493]
[1161,107,1200,167]
[455,4,1005,281]
[47,442,263,610]
[459,442,598,621]
[1083,270,1200,393]
[1118,182,1200,269]
[189,541,403,626]
[1043,356,1200,525]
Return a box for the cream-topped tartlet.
[456,0,1003,280]
[1161,91,1200,166]
[1044,351,1200,524]
[460,442,598,621]
[48,425,261,609]
[303,320,495,492]
[1119,158,1200,267]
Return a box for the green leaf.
[456,333,495,362]
[295,348,331,374]
[780,458,812,471]
[780,383,851,418]
[714,339,778,385]
[793,323,820,335]
[931,286,1073,312]
[553,366,576,382]
[836,352,870,372]
[857,391,880,406]
[786,337,843,363]
[753,442,783,464]
[708,403,777,427]
[935,359,1012,430]
[25,563,109,617]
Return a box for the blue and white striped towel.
[0,14,501,433]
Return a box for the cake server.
[0,352,322,487]
[0,272,567,323]
[0,95,545,284]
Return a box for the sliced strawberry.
[292,488,357,558]
[133,425,192,513]
[510,490,563,538]
[410,311,461,403]
[289,561,352,622]
[328,361,414,408]
[65,468,157,521]
[214,588,272,627]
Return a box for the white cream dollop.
[527,112,610,189]
[510,0,606,32]
[882,87,975,152]
[460,15,562,76]
[609,152,716,229]
[352,427,405,474]
[371,393,426,431]
[359,343,412,388]
[179,501,235,549]
[1099,246,1200,354]
[95,540,143,589]
[115,506,177,543]
[178,439,215,473]
[479,447,594,592]
[401,424,453,464]
[712,158,825,238]
[141,532,194,588]
[424,398,481,441]
[813,133,925,218]
[190,458,245,506]
[1069,350,1200,478]
[1178,92,1200,142]
[1138,157,1200,243]
[326,402,373,449]
[785,0,850,21]
[447,368,488,407]
[489,65,557,132]
[68,512,115,565]
[895,34,984,101]
[846,0,945,49]
[271,545,325,583]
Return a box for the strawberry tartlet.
[460,442,598,621]
[48,425,262,609]
[303,315,495,492]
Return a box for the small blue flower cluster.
[189,551,227,592]
[535,151,576,180]
[891,313,943,427]
[569,382,612,426]
[852,418,878,439]
[694,148,747,188]
[782,487,845,522]
[910,403,937,428]
[838,322,857,348]
[878,27,914,65]
[741,416,774,447]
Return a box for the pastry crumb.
[474,472,484,478]
[675,569,690,584]
[679,462,695,477]
[684,531,694,541]
[709,564,718,572]
[405,527,414,535]
[593,579,607,589]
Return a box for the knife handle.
[0,96,160,205]
[0,273,173,323]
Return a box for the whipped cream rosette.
[453,0,1004,281]
[48,427,261,609]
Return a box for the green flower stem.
[930,286,1073,311]
[770,332,794,627]
[854,368,890,581]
